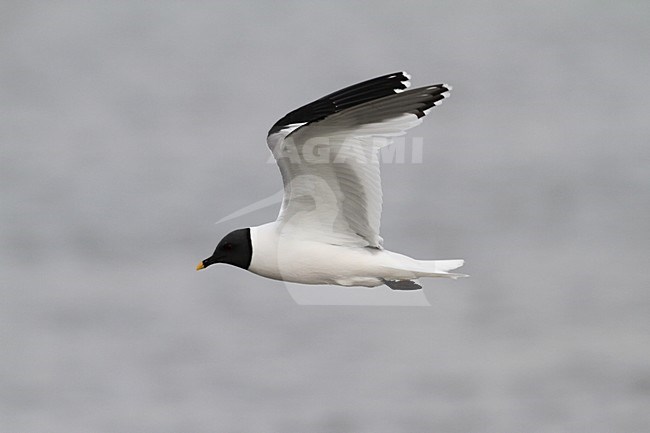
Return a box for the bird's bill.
[196,254,223,270]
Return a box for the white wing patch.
[266,80,451,248]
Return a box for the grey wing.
[267,73,451,247]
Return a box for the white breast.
[248,222,387,287]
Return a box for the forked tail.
[416,259,467,279]
[382,258,468,290]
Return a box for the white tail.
[379,251,468,282]
[406,259,468,279]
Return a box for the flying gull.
[197,72,466,290]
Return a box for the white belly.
[253,241,383,286]
[248,224,392,287]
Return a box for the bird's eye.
[223,243,233,250]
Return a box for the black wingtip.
[268,72,412,136]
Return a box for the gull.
[196,72,466,290]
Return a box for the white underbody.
[249,223,465,287]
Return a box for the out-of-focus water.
[2,2,649,432]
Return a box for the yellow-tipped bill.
[196,262,205,271]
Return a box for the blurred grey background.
[1,1,649,432]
